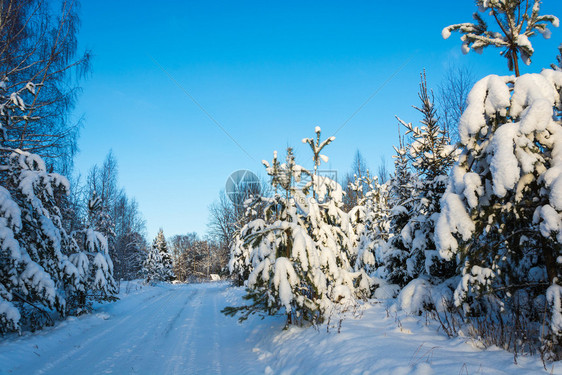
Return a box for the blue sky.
[71,0,562,240]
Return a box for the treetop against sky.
[72,0,562,238]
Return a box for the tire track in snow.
[185,285,205,374]
[211,290,222,375]
[3,283,266,375]
[89,286,201,374]
[168,283,226,375]
[34,287,176,375]
[163,289,196,337]
[165,286,204,375]
[86,287,186,374]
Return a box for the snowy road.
[0,282,276,375]
[1,282,559,374]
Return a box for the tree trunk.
[512,48,520,77]
[543,240,560,284]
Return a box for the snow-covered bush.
[225,128,370,326]
[436,69,562,353]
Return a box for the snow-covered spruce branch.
[10,291,54,326]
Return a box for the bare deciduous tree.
[436,65,475,144]
[207,191,237,251]
[170,235,225,282]
[207,176,269,272]
[0,0,91,169]
[342,150,369,212]
[170,233,198,282]
[377,155,389,184]
[113,194,147,280]
[85,151,147,280]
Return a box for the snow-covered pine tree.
[62,225,90,315]
[442,0,559,76]
[0,149,84,332]
[391,72,458,286]
[349,172,390,277]
[0,82,87,332]
[435,70,562,353]
[143,244,163,284]
[79,191,118,302]
[144,229,174,283]
[228,202,267,286]
[86,153,118,271]
[382,132,418,286]
[157,230,174,281]
[225,128,370,326]
[228,147,298,285]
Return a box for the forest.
[1,0,562,372]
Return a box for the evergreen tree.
[81,192,118,301]
[442,0,559,76]
[143,229,174,283]
[155,229,174,281]
[228,148,298,285]
[391,72,458,285]
[0,48,121,332]
[435,70,562,352]
[0,150,83,332]
[0,82,88,332]
[86,153,118,272]
[225,128,370,326]
[349,172,390,276]
[382,134,418,286]
[143,243,164,284]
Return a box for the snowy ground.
[0,282,559,375]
